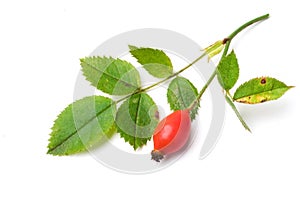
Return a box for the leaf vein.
[133,94,142,149]
[48,102,115,153]
[83,60,136,89]
[176,79,187,108]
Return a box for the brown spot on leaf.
[260,99,267,103]
[237,99,247,103]
[260,77,266,84]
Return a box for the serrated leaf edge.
[233,76,293,102]
[167,76,199,120]
[80,56,141,94]
[47,96,116,155]
[217,50,239,90]
[129,46,173,78]
[119,131,151,150]
[116,93,157,150]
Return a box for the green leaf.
[225,95,251,132]
[217,50,239,90]
[48,96,116,155]
[167,76,199,120]
[80,56,141,95]
[233,77,293,104]
[129,46,173,78]
[116,93,159,150]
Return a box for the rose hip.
[151,109,191,162]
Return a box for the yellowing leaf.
[233,77,293,104]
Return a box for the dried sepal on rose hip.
[151,109,191,162]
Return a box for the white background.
[1,0,299,199]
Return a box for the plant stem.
[141,52,207,92]
[225,95,251,132]
[116,52,207,104]
[227,14,269,40]
[117,14,270,108]
[190,14,269,109]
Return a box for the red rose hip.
[151,109,191,162]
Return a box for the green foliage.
[233,77,293,104]
[48,15,293,157]
[116,93,159,150]
[217,50,239,90]
[167,77,199,120]
[129,45,173,78]
[48,96,116,155]
[80,56,141,95]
